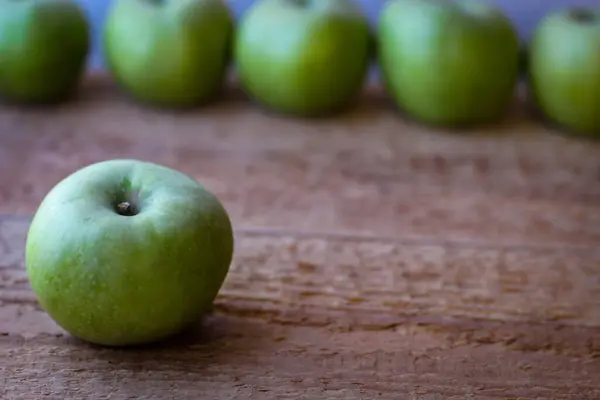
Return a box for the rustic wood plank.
[1,320,599,400]
[1,74,600,399]
[2,215,600,399]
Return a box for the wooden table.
[1,74,599,399]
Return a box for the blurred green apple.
[378,0,520,127]
[103,0,234,108]
[234,0,371,117]
[0,0,90,104]
[26,159,234,347]
[528,7,600,137]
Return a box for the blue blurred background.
[81,0,598,68]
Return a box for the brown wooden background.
[1,74,599,399]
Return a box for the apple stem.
[116,201,137,217]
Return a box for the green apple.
[103,0,234,108]
[528,7,600,137]
[378,0,520,127]
[25,159,235,347]
[234,0,371,117]
[0,0,90,104]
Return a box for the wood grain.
[1,74,599,399]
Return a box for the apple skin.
[528,7,600,137]
[25,159,235,347]
[378,0,520,127]
[0,0,90,104]
[103,0,234,108]
[234,0,371,117]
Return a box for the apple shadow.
[315,80,537,139]
[70,311,263,351]
[331,88,397,121]
[31,72,550,142]
[58,311,276,378]
[392,95,531,138]
[0,84,86,111]
[0,69,120,111]
[216,79,401,128]
[89,85,236,117]
[69,72,249,118]
[524,93,600,143]
[72,74,118,104]
[219,83,375,123]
